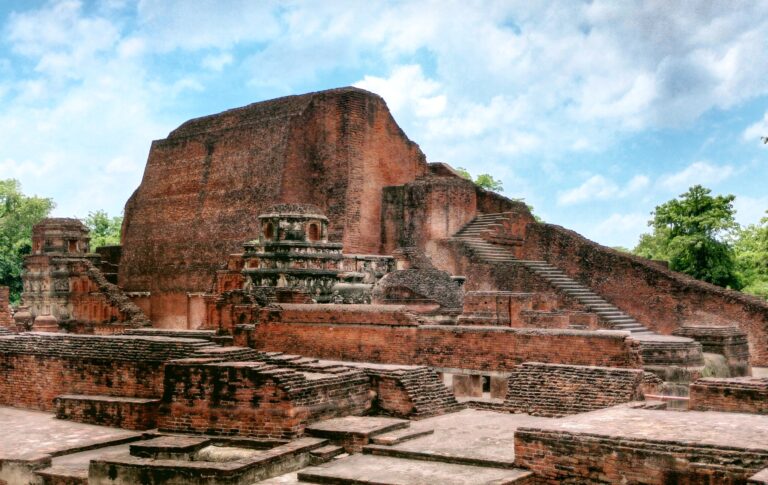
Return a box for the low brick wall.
[690,377,768,414]
[515,428,768,484]
[503,362,644,417]
[158,359,372,439]
[54,394,160,430]
[0,333,215,411]
[253,313,642,372]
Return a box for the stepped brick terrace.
[2,87,768,484]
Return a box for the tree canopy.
[85,210,123,249]
[0,179,55,303]
[455,166,504,192]
[733,213,768,299]
[633,185,742,289]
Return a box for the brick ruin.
[3,86,768,484]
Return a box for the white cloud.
[2,0,768,229]
[658,161,735,192]
[202,52,233,72]
[593,212,649,247]
[557,174,649,206]
[136,0,281,51]
[743,111,768,146]
[733,195,768,227]
[354,65,446,119]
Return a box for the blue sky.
[1,1,767,248]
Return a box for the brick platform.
[158,359,372,439]
[689,377,768,414]
[514,406,768,483]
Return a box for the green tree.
[733,213,768,299]
[455,166,504,192]
[84,210,123,249]
[455,166,472,180]
[474,174,504,192]
[0,179,55,303]
[633,185,741,289]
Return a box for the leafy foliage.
[733,213,768,299]
[84,210,123,249]
[474,174,504,192]
[633,185,742,289]
[0,179,55,303]
[455,166,504,192]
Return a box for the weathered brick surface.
[690,377,768,414]
[0,333,218,411]
[503,362,644,417]
[520,222,768,366]
[0,287,11,328]
[22,254,149,330]
[54,394,160,430]
[119,87,427,326]
[256,353,461,419]
[515,428,768,484]
[253,314,642,371]
[158,360,372,439]
[673,325,751,376]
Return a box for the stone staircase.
[453,214,653,335]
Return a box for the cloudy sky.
[1,1,767,248]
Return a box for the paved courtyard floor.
[371,408,552,465]
[0,406,139,461]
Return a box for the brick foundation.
[689,377,768,414]
[503,362,644,417]
[515,428,768,484]
[0,333,217,411]
[158,359,372,439]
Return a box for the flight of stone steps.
[453,214,654,335]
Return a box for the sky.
[1,0,767,248]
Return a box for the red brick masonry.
[254,304,642,371]
[689,377,768,414]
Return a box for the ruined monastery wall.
[521,223,768,366]
[254,306,641,371]
[159,359,372,439]
[0,334,210,411]
[119,88,426,327]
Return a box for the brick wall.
[253,309,642,371]
[689,377,768,414]
[158,359,372,439]
[519,222,768,366]
[503,362,644,417]
[0,333,215,411]
[515,428,768,484]
[0,287,11,327]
